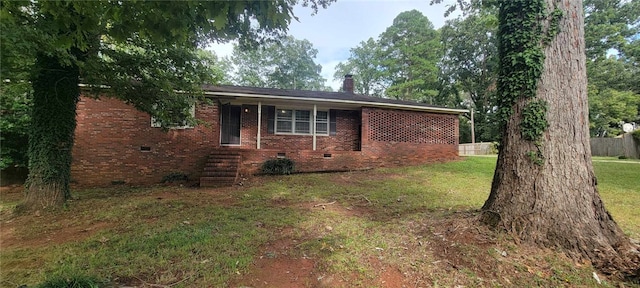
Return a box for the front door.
[221,104,241,145]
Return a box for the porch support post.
[313,104,317,151]
[257,101,262,149]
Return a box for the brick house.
[72,76,466,187]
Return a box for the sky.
[209,0,458,91]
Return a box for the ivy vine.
[26,53,80,201]
[520,100,549,141]
[496,0,563,165]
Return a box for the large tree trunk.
[24,53,80,210]
[482,0,639,278]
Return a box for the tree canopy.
[332,10,443,103]
[429,0,640,140]
[333,38,386,96]
[0,0,334,209]
[228,36,329,90]
[378,10,442,102]
[584,0,640,61]
[439,9,499,142]
[583,0,640,136]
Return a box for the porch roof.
[202,85,468,115]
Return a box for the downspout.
[257,101,262,149]
[313,104,317,151]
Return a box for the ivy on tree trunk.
[24,53,80,210]
[482,0,639,279]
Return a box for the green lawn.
[1,156,638,287]
[593,156,640,162]
[590,159,640,238]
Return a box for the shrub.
[162,172,188,183]
[261,158,295,175]
[490,142,500,154]
[632,129,640,142]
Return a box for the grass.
[593,156,640,162]
[591,160,640,239]
[1,156,638,287]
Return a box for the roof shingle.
[202,85,467,114]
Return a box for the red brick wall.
[234,108,459,176]
[360,107,459,166]
[72,96,219,186]
[72,97,459,187]
[240,104,258,147]
[365,108,458,145]
[317,110,360,151]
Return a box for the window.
[316,111,329,135]
[151,103,196,129]
[275,108,329,135]
[295,110,310,133]
[276,109,293,133]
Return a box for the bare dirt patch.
[368,257,408,288]
[0,184,24,203]
[1,216,115,250]
[231,230,319,288]
[301,201,371,218]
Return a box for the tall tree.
[583,0,640,137]
[481,0,638,277]
[584,0,639,61]
[333,38,386,96]
[440,10,499,142]
[378,10,442,103]
[1,0,333,210]
[229,36,328,90]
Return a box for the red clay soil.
[229,237,407,288]
[229,226,323,288]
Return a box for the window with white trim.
[315,111,329,135]
[295,110,311,133]
[275,108,329,135]
[151,103,196,129]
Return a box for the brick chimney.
[342,74,354,93]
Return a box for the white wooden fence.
[459,133,639,159]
